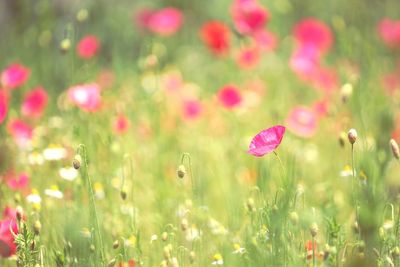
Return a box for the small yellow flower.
[212,253,223,265]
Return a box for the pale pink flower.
[218,85,242,109]
[147,7,183,36]
[7,173,29,190]
[312,67,338,94]
[67,83,101,112]
[231,0,269,35]
[286,106,318,138]
[248,125,285,157]
[252,30,277,52]
[293,18,333,54]
[182,99,202,120]
[236,46,260,69]
[21,87,49,118]
[378,18,400,48]
[0,90,8,124]
[77,35,100,59]
[1,63,30,89]
[290,45,321,78]
[7,119,33,147]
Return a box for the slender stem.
[181,153,195,200]
[312,238,316,267]
[351,144,355,180]
[77,144,105,265]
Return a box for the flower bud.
[120,189,127,201]
[177,165,186,179]
[339,132,346,148]
[60,39,71,53]
[181,218,188,231]
[73,155,82,170]
[289,211,299,225]
[246,198,255,212]
[348,129,357,145]
[107,258,116,267]
[189,251,196,263]
[113,240,119,249]
[390,139,400,159]
[309,222,319,237]
[161,232,168,241]
[33,220,42,235]
[16,206,23,222]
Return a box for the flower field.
[1,0,400,266]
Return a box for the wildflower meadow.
[1,0,400,266]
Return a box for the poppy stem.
[77,144,105,266]
[273,151,286,177]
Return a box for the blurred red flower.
[231,0,269,35]
[113,114,130,135]
[0,90,8,124]
[218,85,242,109]
[77,35,100,59]
[7,118,33,147]
[1,63,30,89]
[22,87,49,118]
[378,18,400,48]
[200,21,231,56]
[248,125,285,157]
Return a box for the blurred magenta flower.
[248,125,285,157]
[290,45,320,78]
[294,18,333,54]
[113,114,130,135]
[147,7,183,36]
[200,21,231,56]
[22,87,49,118]
[286,106,317,137]
[67,83,101,112]
[1,63,30,89]
[77,35,100,59]
[236,46,260,69]
[231,0,269,35]
[0,218,18,257]
[218,85,242,109]
[7,172,29,190]
[182,99,202,120]
[0,90,8,124]
[378,18,400,48]
[7,118,33,147]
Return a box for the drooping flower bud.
[177,165,186,179]
[348,129,357,145]
[309,222,319,237]
[390,139,400,159]
[73,155,82,170]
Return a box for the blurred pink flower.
[252,30,277,52]
[294,18,333,54]
[382,71,400,95]
[0,219,18,257]
[21,87,48,118]
[147,7,183,36]
[231,0,269,35]
[290,45,320,78]
[378,18,400,48]
[113,114,130,135]
[1,63,30,89]
[0,90,8,124]
[312,67,338,94]
[312,99,329,118]
[200,21,231,56]
[67,83,101,112]
[248,125,285,157]
[7,173,29,190]
[77,35,100,59]
[218,85,242,109]
[286,106,317,138]
[182,99,202,120]
[236,46,260,69]
[7,119,33,147]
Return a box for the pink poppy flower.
[286,106,318,138]
[2,206,18,220]
[182,99,202,120]
[236,46,260,69]
[7,119,33,147]
[290,45,321,78]
[200,21,231,56]
[248,125,285,157]
[0,219,18,257]
[77,35,100,59]
[218,85,242,109]
[113,114,130,135]
[0,90,8,124]
[7,173,29,190]
[21,87,49,118]
[67,83,101,112]
[1,63,30,89]
[378,19,400,48]
[293,18,333,54]
[311,67,338,94]
[231,0,269,35]
[252,30,277,52]
[135,8,155,29]
[147,7,183,36]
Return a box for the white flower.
[26,193,42,204]
[232,244,246,254]
[186,226,202,242]
[44,186,63,199]
[212,254,223,265]
[150,234,158,243]
[59,167,78,181]
[43,145,67,161]
[340,165,356,177]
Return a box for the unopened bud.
[16,206,23,222]
[108,258,116,267]
[113,240,119,249]
[76,9,89,22]
[390,139,400,159]
[246,198,255,212]
[31,239,36,250]
[60,39,71,53]
[189,251,196,263]
[181,218,188,231]
[161,232,168,241]
[340,83,353,103]
[339,132,346,148]
[177,165,186,179]
[33,220,42,235]
[73,155,81,170]
[289,211,299,225]
[348,129,357,145]
[310,222,319,237]
[90,244,95,253]
[120,189,127,200]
